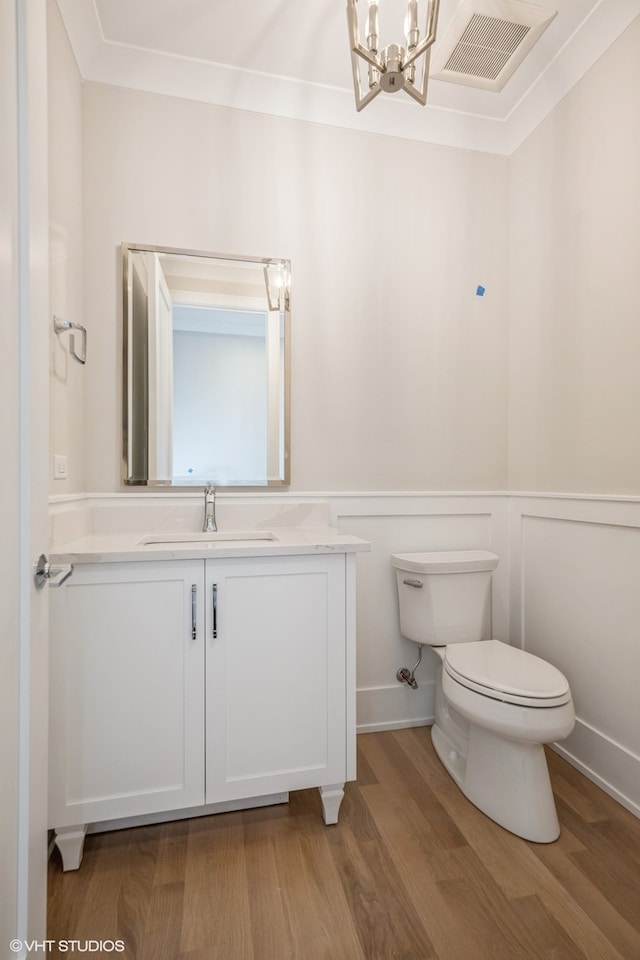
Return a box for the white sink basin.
[140,531,278,546]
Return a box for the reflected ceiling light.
[347,0,440,111]
[263,260,290,313]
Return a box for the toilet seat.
[444,640,571,708]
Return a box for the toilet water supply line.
[396,643,422,690]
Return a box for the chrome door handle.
[212,583,218,638]
[34,554,73,589]
[191,584,197,640]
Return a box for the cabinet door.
[49,560,205,827]
[205,554,346,803]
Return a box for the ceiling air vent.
[431,0,557,92]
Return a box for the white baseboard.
[356,681,434,734]
[552,719,640,819]
[357,718,431,734]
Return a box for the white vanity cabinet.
[204,555,347,813]
[48,560,206,868]
[49,550,356,870]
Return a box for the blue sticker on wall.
[475,285,486,297]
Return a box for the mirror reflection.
[123,243,290,486]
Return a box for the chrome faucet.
[202,484,217,533]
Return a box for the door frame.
[1,0,50,949]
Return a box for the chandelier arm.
[356,83,383,111]
[403,33,437,70]
[403,72,429,105]
[409,47,436,103]
[350,59,383,111]
[346,0,360,48]
[347,0,382,71]
[350,46,383,110]
[351,40,383,71]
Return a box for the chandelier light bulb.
[404,0,419,47]
[365,0,379,53]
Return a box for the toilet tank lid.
[391,550,499,574]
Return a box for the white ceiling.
[55,0,640,154]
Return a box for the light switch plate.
[54,454,68,479]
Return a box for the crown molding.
[56,0,639,156]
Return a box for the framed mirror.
[122,243,290,487]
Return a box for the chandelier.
[347,0,441,111]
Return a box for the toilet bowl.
[391,550,575,843]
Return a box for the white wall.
[80,83,509,493]
[173,330,267,483]
[509,17,640,496]
[48,0,84,495]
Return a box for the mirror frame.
[122,242,291,488]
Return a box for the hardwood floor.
[47,728,640,959]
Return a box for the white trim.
[54,0,640,155]
[358,719,431,734]
[356,682,434,734]
[504,0,640,152]
[50,489,640,506]
[554,722,640,820]
[16,0,33,938]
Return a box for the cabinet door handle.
[191,584,197,640]
[212,583,218,639]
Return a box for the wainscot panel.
[510,495,640,819]
[331,493,510,732]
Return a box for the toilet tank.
[391,550,499,646]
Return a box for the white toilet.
[391,549,575,842]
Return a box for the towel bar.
[53,315,87,365]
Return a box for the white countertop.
[51,526,370,564]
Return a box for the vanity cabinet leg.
[54,824,88,871]
[319,783,345,824]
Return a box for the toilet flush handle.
[403,578,423,588]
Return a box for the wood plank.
[358,731,468,853]
[242,815,300,960]
[152,821,189,887]
[508,893,591,960]
[139,881,185,960]
[269,816,366,960]
[181,813,255,958]
[530,833,640,960]
[326,824,438,959]
[47,732,640,960]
